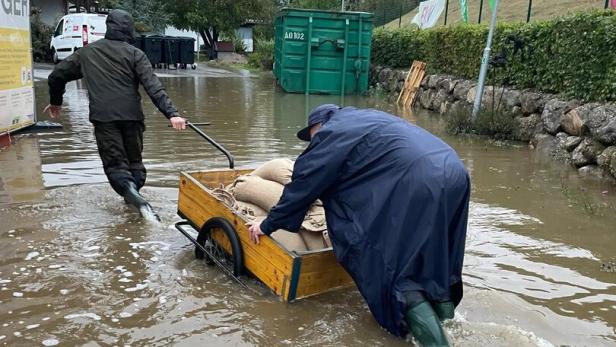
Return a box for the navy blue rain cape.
[260,107,470,336]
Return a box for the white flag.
[411,0,446,29]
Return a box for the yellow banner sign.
[0,2,35,135]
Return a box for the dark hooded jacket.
[48,10,178,122]
[260,107,471,337]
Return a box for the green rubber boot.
[123,183,161,222]
[405,301,450,347]
[432,301,455,322]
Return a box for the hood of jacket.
[104,9,135,43]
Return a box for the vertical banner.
[611,0,616,9]
[460,0,469,23]
[488,0,496,11]
[0,0,35,136]
[411,0,446,29]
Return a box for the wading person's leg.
[94,121,135,196]
[404,291,450,347]
[122,121,146,191]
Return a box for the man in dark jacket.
[248,104,471,346]
[44,10,186,216]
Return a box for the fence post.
[382,0,386,27]
[478,0,484,24]
[444,0,449,25]
[527,0,532,22]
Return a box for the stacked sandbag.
[251,158,294,185]
[218,158,330,252]
[229,175,284,211]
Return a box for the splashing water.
[139,205,162,224]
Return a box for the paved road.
[34,62,249,81]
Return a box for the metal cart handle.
[171,121,235,169]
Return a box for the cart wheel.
[195,217,243,277]
[191,64,197,70]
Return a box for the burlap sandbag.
[271,230,307,252]
[229,175,285,212]
[251,158,294,185]
[301,204,327,232]
[235,200,267,220]
[300,229,327,250]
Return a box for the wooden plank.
[398,61,416,105]
[398,61,427,108]
[190,169,252,188]
[402,61,422,106]
[409,62,427,107]
[411,70,426,106]
[294,250,355,300]
[178,171,298,299]
[396,65,414,104]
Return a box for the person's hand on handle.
[43,104,62,119]
[169,115,187,130]
[247,222,265,244]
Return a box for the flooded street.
[1,69,615,346]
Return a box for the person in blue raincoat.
[248,104,470,346]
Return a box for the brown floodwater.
[0,67,615,346]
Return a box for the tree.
[108,0,170,33]
[287,0,340,9]
[166,0,270,59]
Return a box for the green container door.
[274,8,373,95]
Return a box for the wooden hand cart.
[174,123,354,302]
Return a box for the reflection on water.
[0,136,44,204]
[0,72,614,346]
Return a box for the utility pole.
[527,0,532,22]
[444,0,449,25]
[472,0,500,120]
[341,0,345,11]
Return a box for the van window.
[54,19,64,37]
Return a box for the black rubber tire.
[195,217,243,277]
[52,48,59,64]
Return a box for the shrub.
[446,108,516,140]
[248,39,274,70]
[31,15,53,63]
[372,10,616,102]
[232,35,246,54]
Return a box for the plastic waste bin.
[133,35,144,52]
[143,35,164,66]
[178,37,196,69]
[162,36,180,67]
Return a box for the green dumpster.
[274,8,374,95]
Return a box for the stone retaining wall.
[370,65,616,181]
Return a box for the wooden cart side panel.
[190,169,252,188]
[295,250,355,300]
[178,172,297,299]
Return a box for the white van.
[50,13,108,63]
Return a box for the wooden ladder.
[397,61,427,108]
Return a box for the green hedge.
[372,10,616,102]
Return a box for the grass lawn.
[384,0,607,29]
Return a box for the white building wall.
[236,26,253,53]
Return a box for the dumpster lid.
[276,7,373,18]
